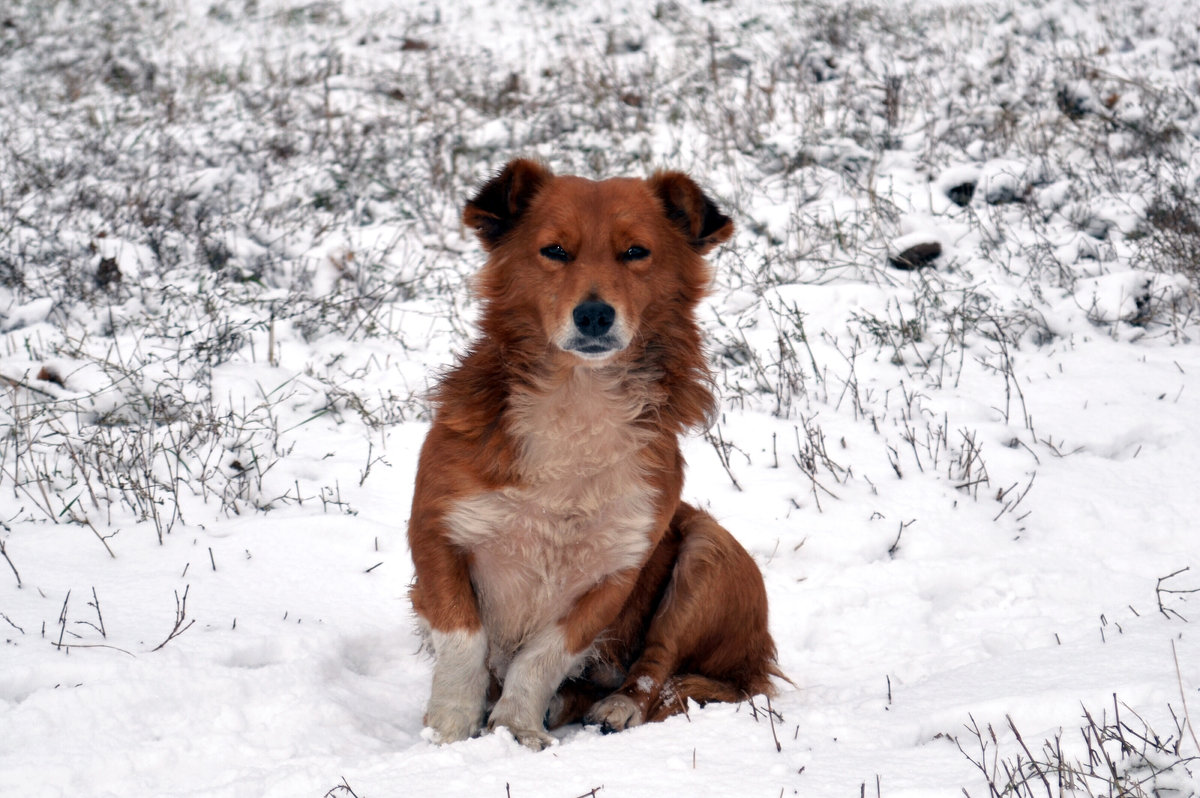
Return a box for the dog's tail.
[647,669,792,723]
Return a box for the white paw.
[491,720,557,751]
[585,693,644,733]
[489,700,556,751]
[424,700,484,744]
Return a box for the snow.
[2,0,1200,795]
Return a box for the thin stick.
[1158,567,1198,621]
[705,426,743,492]
[0,539,21,588]
[83,519,116,559]
[55,591,71,651]
[1172,639,1200,755]
[151,586,195,652]
[56,643,136,657]
[323,778,360,798]
[90,586,107,638]
[766,694,781,752]
[1006,715,1052,798]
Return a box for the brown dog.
[407,159,780,749]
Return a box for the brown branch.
[1172,639,1200,755]
[0,538,21,588]
[151,586,195,652]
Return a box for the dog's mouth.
[563,336,626,360]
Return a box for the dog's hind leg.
[545,677,612,729]
[584,503,777,732]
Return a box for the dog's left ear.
[648,171,734,254]
[463,159,553,250]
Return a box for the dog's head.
[462,159,733,367]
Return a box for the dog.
[407,159,781,750]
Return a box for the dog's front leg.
[425,625,490,743]
[488,570,638,750]
[410,495,490,743]
[486,626,577,749]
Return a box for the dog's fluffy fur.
[408,159,780,749]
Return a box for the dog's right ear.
[462,159,553,250]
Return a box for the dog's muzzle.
[564,300,624,359]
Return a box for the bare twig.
[704,425,743,492]
[766,694,781,752]
[88,586,107,639]
[54,591,71,651]
[570,788,603,798]
[2,612,26,635]
[150,586,195,652]
[888,519,915,558]
[54,642,136,657]
[1005,715,1051,798]
[958,700,1200,797]
[1171,639,1200,755]
[82,519,116,559]
[0,538,21,588]
[1157,567,1198,621]
[323,778,360,798]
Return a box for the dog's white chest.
[442,369,658,667]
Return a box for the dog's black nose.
[572,300,615,338]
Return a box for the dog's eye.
[621,246,650,262]
[540,244,570,262]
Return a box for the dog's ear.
[648,171,734,254]
[462,159,553,250]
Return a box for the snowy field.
[2,0,1200,795]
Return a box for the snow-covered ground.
[2,0,1199,795]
